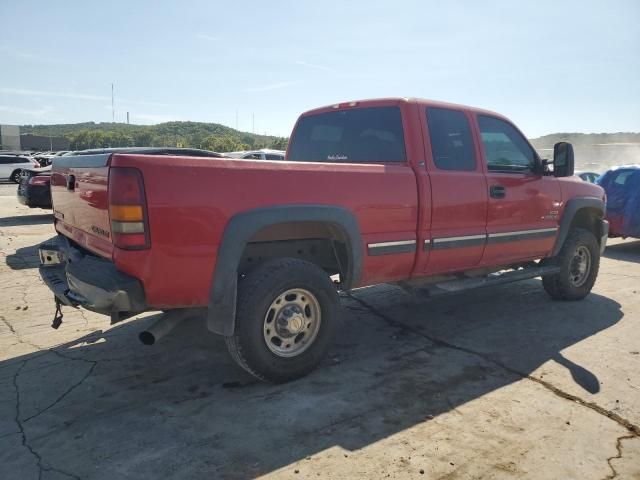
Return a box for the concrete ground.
[0,181,638,480]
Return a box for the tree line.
[21,121,289,152]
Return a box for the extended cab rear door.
[416,106,489,275]
[473,114,561,265]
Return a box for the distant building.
[0,124,20,151]
[20,133,69,151]
[0,125,70,151]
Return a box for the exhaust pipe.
[139,310,188,345]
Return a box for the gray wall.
[0,125,21,151]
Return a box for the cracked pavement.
[0,182,639,479]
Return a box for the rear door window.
[426,107,476,171]
[287,106,406,163]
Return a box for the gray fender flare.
[552,197,605,256]
[207,205,363,336]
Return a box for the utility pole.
[127,112,130,124]
[111,83,115,122]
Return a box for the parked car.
[224,149,286,160]
[597,165,640,239]
[0,154,40,182]
[43,151,70,166]
[575,171,600,183]
[32,151,55,166]
[39,98,607,383]
[17,166,52,208]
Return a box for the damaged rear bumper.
[38,235,146,321]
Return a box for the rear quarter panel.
[110,154,418,308]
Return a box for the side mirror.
[553,142,574,177]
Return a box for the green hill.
[20,121,288,152]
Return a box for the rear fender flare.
[207,205,363,336]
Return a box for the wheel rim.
[263,288,321,358]
[569,245,592,287]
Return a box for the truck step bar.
[401,264,561,298]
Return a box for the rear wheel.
[10,170,22,183]
[225,257,339,383]
[542,228,600,300]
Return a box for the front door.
[474,114,561,266]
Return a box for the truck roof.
[300,97,509,120]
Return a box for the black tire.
[10,170,22,183]
[542,228,600,300]
[225,257,339,383]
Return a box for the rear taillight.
[108,167,150,249]
[31,159,40,168]
[28,175,50,186]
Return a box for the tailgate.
[51,154,113,258]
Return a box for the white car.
[0,154,40,183]
[224,149,286,160]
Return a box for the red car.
[39,99,608,382]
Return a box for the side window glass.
[426,108,476,171]
[478,116,535,172]
[614,171,633,185]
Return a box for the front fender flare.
[552,197,605,256]
[207,205,363,336]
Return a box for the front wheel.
[542,228,600,300]
[225,257,339,383]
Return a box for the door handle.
[490,185,506,199]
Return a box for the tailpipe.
[139,310,189,345]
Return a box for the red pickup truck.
[40,98,608,382]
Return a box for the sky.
[0,0,638,138]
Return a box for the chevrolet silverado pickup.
[39,98,609,382]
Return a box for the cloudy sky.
[0,0,638,137]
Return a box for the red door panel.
[472,114,562,266]
[417,107,488,276]
[483,172,561,264]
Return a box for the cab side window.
[426,107,476,171]
[478,115,535,173]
